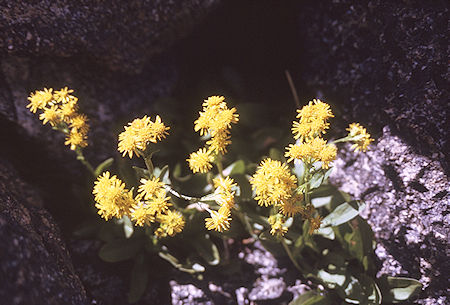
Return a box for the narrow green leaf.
[94,157,114,177]
[223,160,246,176]
[122,215,134,239]
[311,196,333,208]
[289,291,331,305]
[128,254,149,303]
[321,201,366,227]
[98,237,142,263]
[132,166,150,180]
[158,165,170,184]
[387,277,423,302]
[193,234,220,266]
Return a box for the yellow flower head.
[268,215,288,237]
[60,100,79,122]
[65,128,88,150]
[213,176,236,194]
[278,193,304,217]
[318,143,337,169]
[27,88,53,113]
[118,115,170,158]
[207,131,231,154]
[347,123,374,152]
[157,210,185,237]
[193,96,238,151]
[92,172,135,220]
[53,87,75,103]
[292,99,334,141]
[205,208,231,232]
[39,105,62,126]
[138,177,166,200]
[69,114,89,134]
[130,202,155,227]
[250,158,297,207]
[147,193,172,215]
[187,147,214,173]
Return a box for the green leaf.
[293,160,305,182]
[122,215,134,239]
[193,234,220,266]
[72,221,101,239]
[98,237,143,263]
[232,174,252,200]
[128,254,149,303]
[315,227,335,240]
[132,166,150,180]
[224,160,246,176]
[321,201,366,227]
[289,291,331,305]
[157,165,170,184]
[311,196,333,208]
[387,277,422,302]
[269,147,284,162]
[309,171,325,189]
[158,251,205,274]
[94,157,114,177]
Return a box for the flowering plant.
[27,89,422,304]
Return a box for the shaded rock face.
[297,0,449,171]
[330,126,449,304]
[0,0,220,73]
[0,158,87,305]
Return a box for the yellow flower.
[150,115,170,142]
[92,172,135,220]
[187,148,214,173]
[202,95,226,109]
[309,215,323,234]
[69,114,89,134]
[278,193,304,217]
[138,177,166,200]
[213,176,236,194]
[207,131,231,154]
[147,193,172,215]
[60,100,78,122]
[53,87,75,103]
[157,210,185,237]
[347,123,374,152]
[208,108,239,135]
[268,215,288,237]
[130,203,155,226]
[292,99,334,140]
[205,208,231,232]
[39,105,62,126]
[27,88,53,113]
[285,143,311,163]
[318,143,337,169]
[118,115,170,158]
[65,128,88,150]
[250,158,297,207]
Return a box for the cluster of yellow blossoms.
[285,99,337,169]
[205,177,237,232]
[187,96,239,173]
[346,123,374,152]
[27,87,89,150]
[93,172,185,237]
[118,115,170,158]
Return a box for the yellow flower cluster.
[268,215,289,237]
[250,158,297,207]
[285,99,337,169]
[187,96,239,173]
[346,123,374,152]
[118,115,170,158]
[93,172,136,220]
[27,87,89,150]
[93,172,185,237]
[205,177,236,232]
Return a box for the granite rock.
[0,158,87,305]
[330,126,449,304]
[297,0,449,171]
[0,0,220,73]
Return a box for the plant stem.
[215,154,225,178]
[142,154,154,178]
[281,238,302,272]
[285,70,301,109]
[75,149,95,176]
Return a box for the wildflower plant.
[27,88,422,304]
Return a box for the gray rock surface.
[297,0,449,171]
[330,126,449,304]
[0,158,87,305]
[0,0,220,73]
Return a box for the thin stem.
[75,149,95,176]
[281,238,302,272]
[142,154,154,178]
[285,70,301,109]
[215,154,225,178]
[330,136,352,144]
